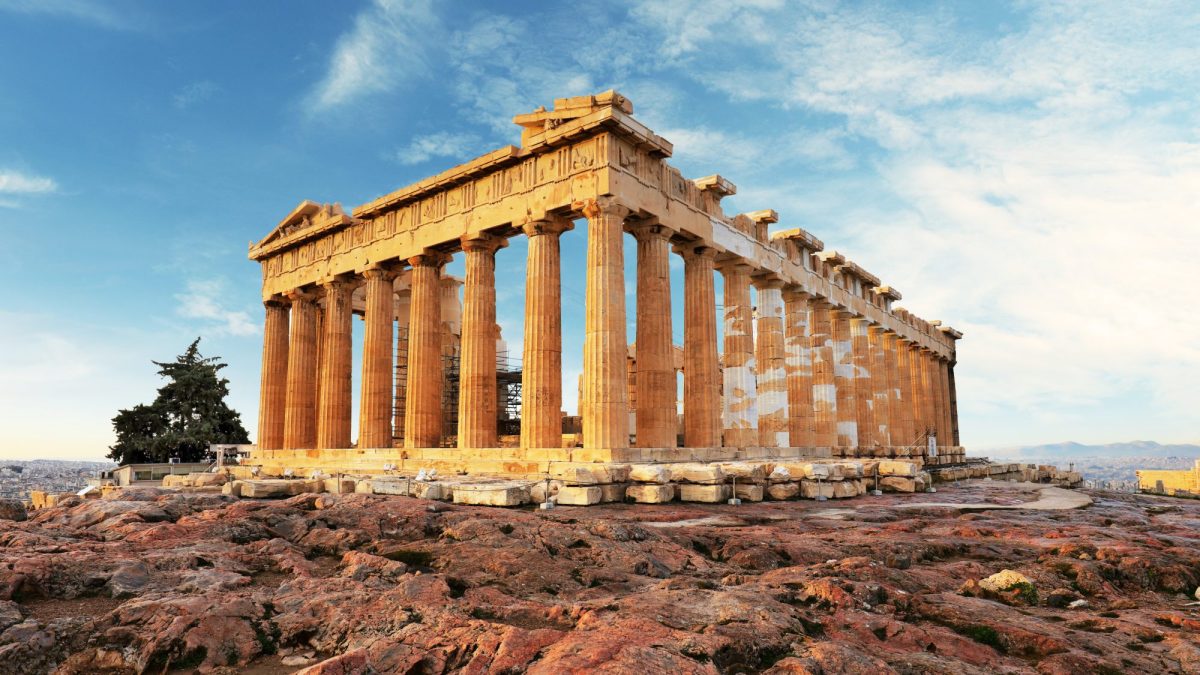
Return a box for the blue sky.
[1,0,1197,461]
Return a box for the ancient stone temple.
[247,91,963,479]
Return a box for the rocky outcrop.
[0,482,1197,673]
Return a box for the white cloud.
[308,0,438,111]
[0,0,137,30]
[0,169,57,194]
[393,131,479,165]
[175,279,258,337]
[173,80,218,109]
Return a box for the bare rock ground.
[1,481,1198,674]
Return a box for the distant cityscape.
[0,459,114,501]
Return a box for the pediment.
[250,200,353,257]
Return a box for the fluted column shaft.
[317,278,354,450]
[868,325,891,448]
[359,268,394,449]
[283,292,319,449]
[258,300,290,450]
[520,218,572,448]
[458,233,507,449]
[906,343,926,440]
[886,334,912,447]
[719,262,758,447]
[405,253,447,448]
[916,348,938,449]
[393,289,411,444]
[948,362,960,446]
[832,309,858,451]
[939,358,954,449]
[581,199,631,450]
[850,317,875,450]
[809,299,838,447]
[680,245,721,447]
[754,278,787,447]
[630,223,676,448]
[783,289,814,448]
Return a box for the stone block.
[766,482,800,500]
[678,484,729,503]
[240,479,322,499]
[717,462,768,482]
[836,462,864,479]
[832,479,863,498]
[324,477,357,494]
[599,483,628,503]
[877,460,920,477]
[221,480,244,497]
[452,483,530,507]
[627,484,674,504]
[530,480,563,503]
[668,463,725,484]
[548,463,630,485]
[628,464,670,484]
[800,480,834,499]
[734,483,764,501]
[369,478,417,496]
[774,462,830,481]
[880,476,917,493]
[556,485,602,506]
[354,480,373,494]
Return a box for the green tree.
[108,338,250,464]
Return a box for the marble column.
[809,299,838,448]
[629,222,676,448]
[887,334,913,448]
[868,325,892,448]
[917,348,938,449]
[520,218,573,448]
[679,244,721,448]
[934,355,951,448]
[405,252,448,449]
[782,288,814,448]
[718,261,758,447]
[458,233,507,449]
[358,267,394,449]
[948,361,960,446]
[849,317,875,450]
[283,291,319,449]
[754,277,787,448]
[257,299,290,450]
[316,277,354,450]
[832,308,859,452]
[906,343,926,440]
[392,287,411,445]
[581,199,631,450]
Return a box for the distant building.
[1137,460,1200,498]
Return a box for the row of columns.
[257,198,958,453]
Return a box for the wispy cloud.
[308,0,438,111]
[393,131,479,165]
[0,0,142,30]
[0,169,57,194]
[175,279,258,337]
[173,80,219,109]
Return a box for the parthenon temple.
[247,91,965,483]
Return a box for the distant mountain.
[988,440,1200,459]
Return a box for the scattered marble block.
[836,462,864,479]
[878,461,920,477]
[627,484,674,504]
[767,482,800,500]
[734,483,765,502]
[557,485,602,506]
[222,480,244,497]
[240,479,322,499]
[549,463,630,485]
[774,462,830,481]
[800,480,835,500]
[324,477,356,494]
[880,476,918,493]
[628,464,670,484]
[717,462,767,482]
[679,484,729,503]
[832,479,864,498]
[669,463,725,485]
[452,483,530,507]
[599,483,628,503]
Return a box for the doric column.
[868,325,891,449]
[581,198,631,450]
[886,333,912,448]
[917,348,938,449]
[257,298,290,450]
[316,277,354,450]
[832,308,858,452]
[906,343,927,440]
[520,217,573,448]
[809,299,838,447]
[933,355,949,448]
[358,267,394,449]
[939,357,954,449]
[458,233,507,449]
[405,252,449,449]
[754,277,787,447]
[629,222,676,448]
[782,288,813,448]
[283,290,319,449]
[392,286,411,444]
[718,261,758,447]
[679,244,721,448]
[948,361,960,446]
[850,317,875,450]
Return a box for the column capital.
[318,275,359,292]
[361,265,397,282]
[577,196,631,221]
[408,250,452,268]
[519,215,573,238]
[264,294,291,309]
[626,220,673,241]
[782,286,812,303]
[460,232,509,254]
[751,275,785,291]
[714,258,754,275]
[674,242,717,261]
[285,288,319,303]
